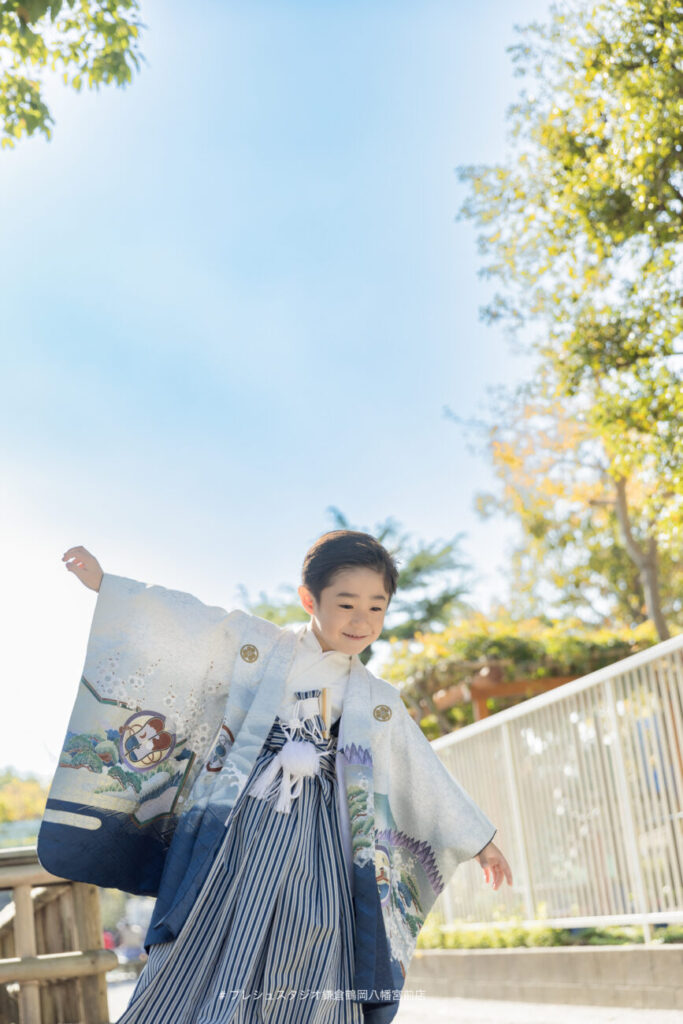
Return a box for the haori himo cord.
[40,533,512,1024]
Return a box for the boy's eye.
[339,604,383,612]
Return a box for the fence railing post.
[604,678,652,943]
[501,721,535,921]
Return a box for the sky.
[0,0,555,778]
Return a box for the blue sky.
[1,0,553,777]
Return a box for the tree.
[453,0,682,639]
[0,0,146,148]
[447,367,681,635]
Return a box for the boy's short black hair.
[301,530,399,605]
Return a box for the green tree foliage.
[0,0,146,147]
[453,0,682,639]
[382,610,666,738]
[448,366,681,632]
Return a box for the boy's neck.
[310,620,334,653]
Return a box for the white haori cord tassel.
[248,738,322,814]
[247,695,327,814]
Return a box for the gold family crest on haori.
[373,704,392,721]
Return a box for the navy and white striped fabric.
[115,690,364,1023]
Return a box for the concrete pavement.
[106,978,683,1022]
[395,996,682,1023]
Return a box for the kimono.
[37,572,496,1022]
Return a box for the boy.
[42,532,511,1023]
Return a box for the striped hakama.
[115,689,363,1023]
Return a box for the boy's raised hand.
[476,840,513,891]
[62,546,104,592]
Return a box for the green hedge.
[416,919,683,948]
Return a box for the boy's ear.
[297,584,315,615]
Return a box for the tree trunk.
[613,475,670,640]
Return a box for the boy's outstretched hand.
[62,546,103,592]
[476,840,513,890]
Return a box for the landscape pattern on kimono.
[59,728,192,804]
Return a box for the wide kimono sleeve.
[372,696,497,979]
[37,571,244,896]
[390,703,496,861]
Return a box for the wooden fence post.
[70,883,110,1023]
[13,883,41,1024]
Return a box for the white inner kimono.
[256,619,356,890]
[275,619,354,726]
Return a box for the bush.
[658,925,683,944]
[416,919,682,948]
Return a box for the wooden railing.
[0,846,117,1024]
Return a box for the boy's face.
[298,566,390,655]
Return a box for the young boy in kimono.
[43,532,512,1024]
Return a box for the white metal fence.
[432,633,683,941]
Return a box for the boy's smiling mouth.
[343,632,367,639]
